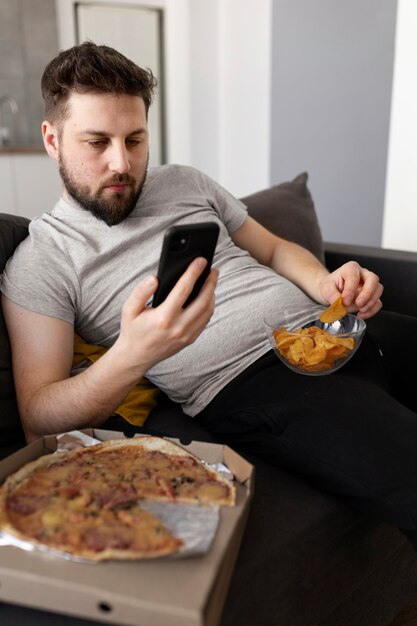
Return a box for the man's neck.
[62,189,83,210]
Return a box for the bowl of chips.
[265,298,366,376]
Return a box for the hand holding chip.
[319,261,383,320]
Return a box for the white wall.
[187,0,272,196]
[382,0,417,252]
[270,0,398,248]
[219,0,272,196]
[0,153,62,219]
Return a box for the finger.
[187,267,218,306]
[180,268,218,322]
[166,268,218,340]
[160,257,208,311]
[356,282,384,315]
[148,263,215,348]
[122,276,158,321]
[354,270,382,308]
[357,298,383,320]
[339,263,362,306]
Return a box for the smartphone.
[152,222,220,307]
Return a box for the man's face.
[55,92,149,226]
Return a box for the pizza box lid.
[0,429,254,626]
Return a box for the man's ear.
[42,121,60,161]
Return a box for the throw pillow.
[240,172,324,263]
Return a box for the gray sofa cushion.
[0,213,30,447]
[242,172,324,263]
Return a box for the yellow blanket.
[72,334,159,427]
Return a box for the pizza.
[0,436,236,561]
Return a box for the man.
[2,42,417,547]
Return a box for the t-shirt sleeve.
[0,219,78,324]
[186,166,248,233]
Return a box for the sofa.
[1,173,417,626]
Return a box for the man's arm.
[232,217,383,319]
[2,258,217,442]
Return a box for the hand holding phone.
[152,222,219,308]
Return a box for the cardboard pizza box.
[0,429,254,626]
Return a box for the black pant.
[196,311,417,547]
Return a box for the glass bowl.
[264,312,366,376]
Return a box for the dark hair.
[41,41,157,123]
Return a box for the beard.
[58,154,148,226]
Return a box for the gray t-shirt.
[1,164,321,415]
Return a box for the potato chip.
[304,345,327,365]
[289,339,306,363]
[272,324,355,372]
[319,295,346,324]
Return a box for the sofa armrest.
[324,242,417,318]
